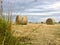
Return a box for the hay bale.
[22,16,28,25]
[16,15,28,25]
[46,18,55,25]
[16,15,22,24]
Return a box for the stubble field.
[12,24,60,45]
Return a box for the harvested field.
[12,24,60,45]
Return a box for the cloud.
[21,1,60,16]
[3,10,60,16]
[44,2,60,10]
[24,8,45,12]
[3,12,50,15]
[3,0,60,16]
[3,0,60,23]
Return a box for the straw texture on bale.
[22,16,28,25]
[16,15,28,25]
[46,18,55,25]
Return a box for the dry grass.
[12,24,60,45]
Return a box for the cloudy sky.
[3,0,60,22]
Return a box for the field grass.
[0,17,60,45]
[0,17,17,45]
[12,24,60,45]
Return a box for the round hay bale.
[16,15,23,24]
[22,16,28,25]
[16,15,28,25]
[46,18,55,25]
